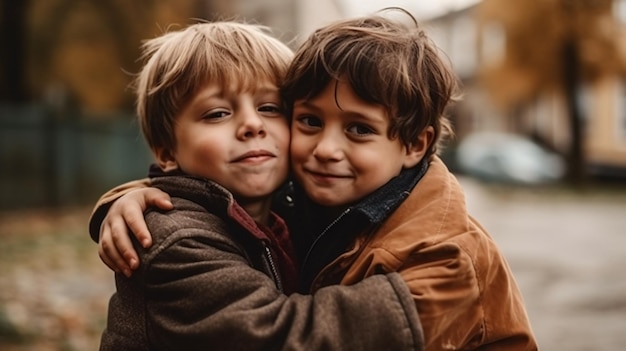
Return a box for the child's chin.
[309,194,344,208]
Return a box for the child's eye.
[202,110,230,120]
[347,124,374,136]
[258,104,283,116]
[297,115,323,128]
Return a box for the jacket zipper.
[262,242,283,292]
[300,208,352,286]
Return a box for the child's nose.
[313,133,343,161]
[238,110,266,139]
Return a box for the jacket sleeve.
[88,178,151,242]
[141,222,424,350]
[376,240,533,350]
[396,242,483,349]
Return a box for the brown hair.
[134,21,293,154]
[281,8,460,158]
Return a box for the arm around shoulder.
[88,178,151,242]
[137,227,424,350]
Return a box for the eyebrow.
[294,99,386,124]
[344,111,385,124]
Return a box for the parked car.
[455,132,565,184]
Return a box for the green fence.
[0,104,152,210]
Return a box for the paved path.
[459,177,626,350]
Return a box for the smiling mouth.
[306,169,351,179]
[232,150,275,163]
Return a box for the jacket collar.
[353,157,429,224]
[297,158,430,291]
[149,165,270,241]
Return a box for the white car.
[456,132,565,184]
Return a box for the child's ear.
[403,126,434,169]
[155,147,179,172]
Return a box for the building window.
[481,21,505,67]
[615,0,626,24]
[451,17,477,77]
[616,80,626,143]
[577,83,592,127]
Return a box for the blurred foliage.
[2,0,214,112]
[477,0,626,183]
[478,0,625,107]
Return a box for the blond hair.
[134,21,293,153]
[282,9,460,158]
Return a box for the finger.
[124,206,153,248]
[100,225,132,277]
[97,227,118,273]
[99,245,121,275]
[145,188,173,210]
[98,224,119,272]
[110,217,140,270]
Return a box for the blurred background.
[0,0,625,349]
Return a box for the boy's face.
[290,80,424,208]
[158,81,290,203]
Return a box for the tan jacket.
[313,157,538,350]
